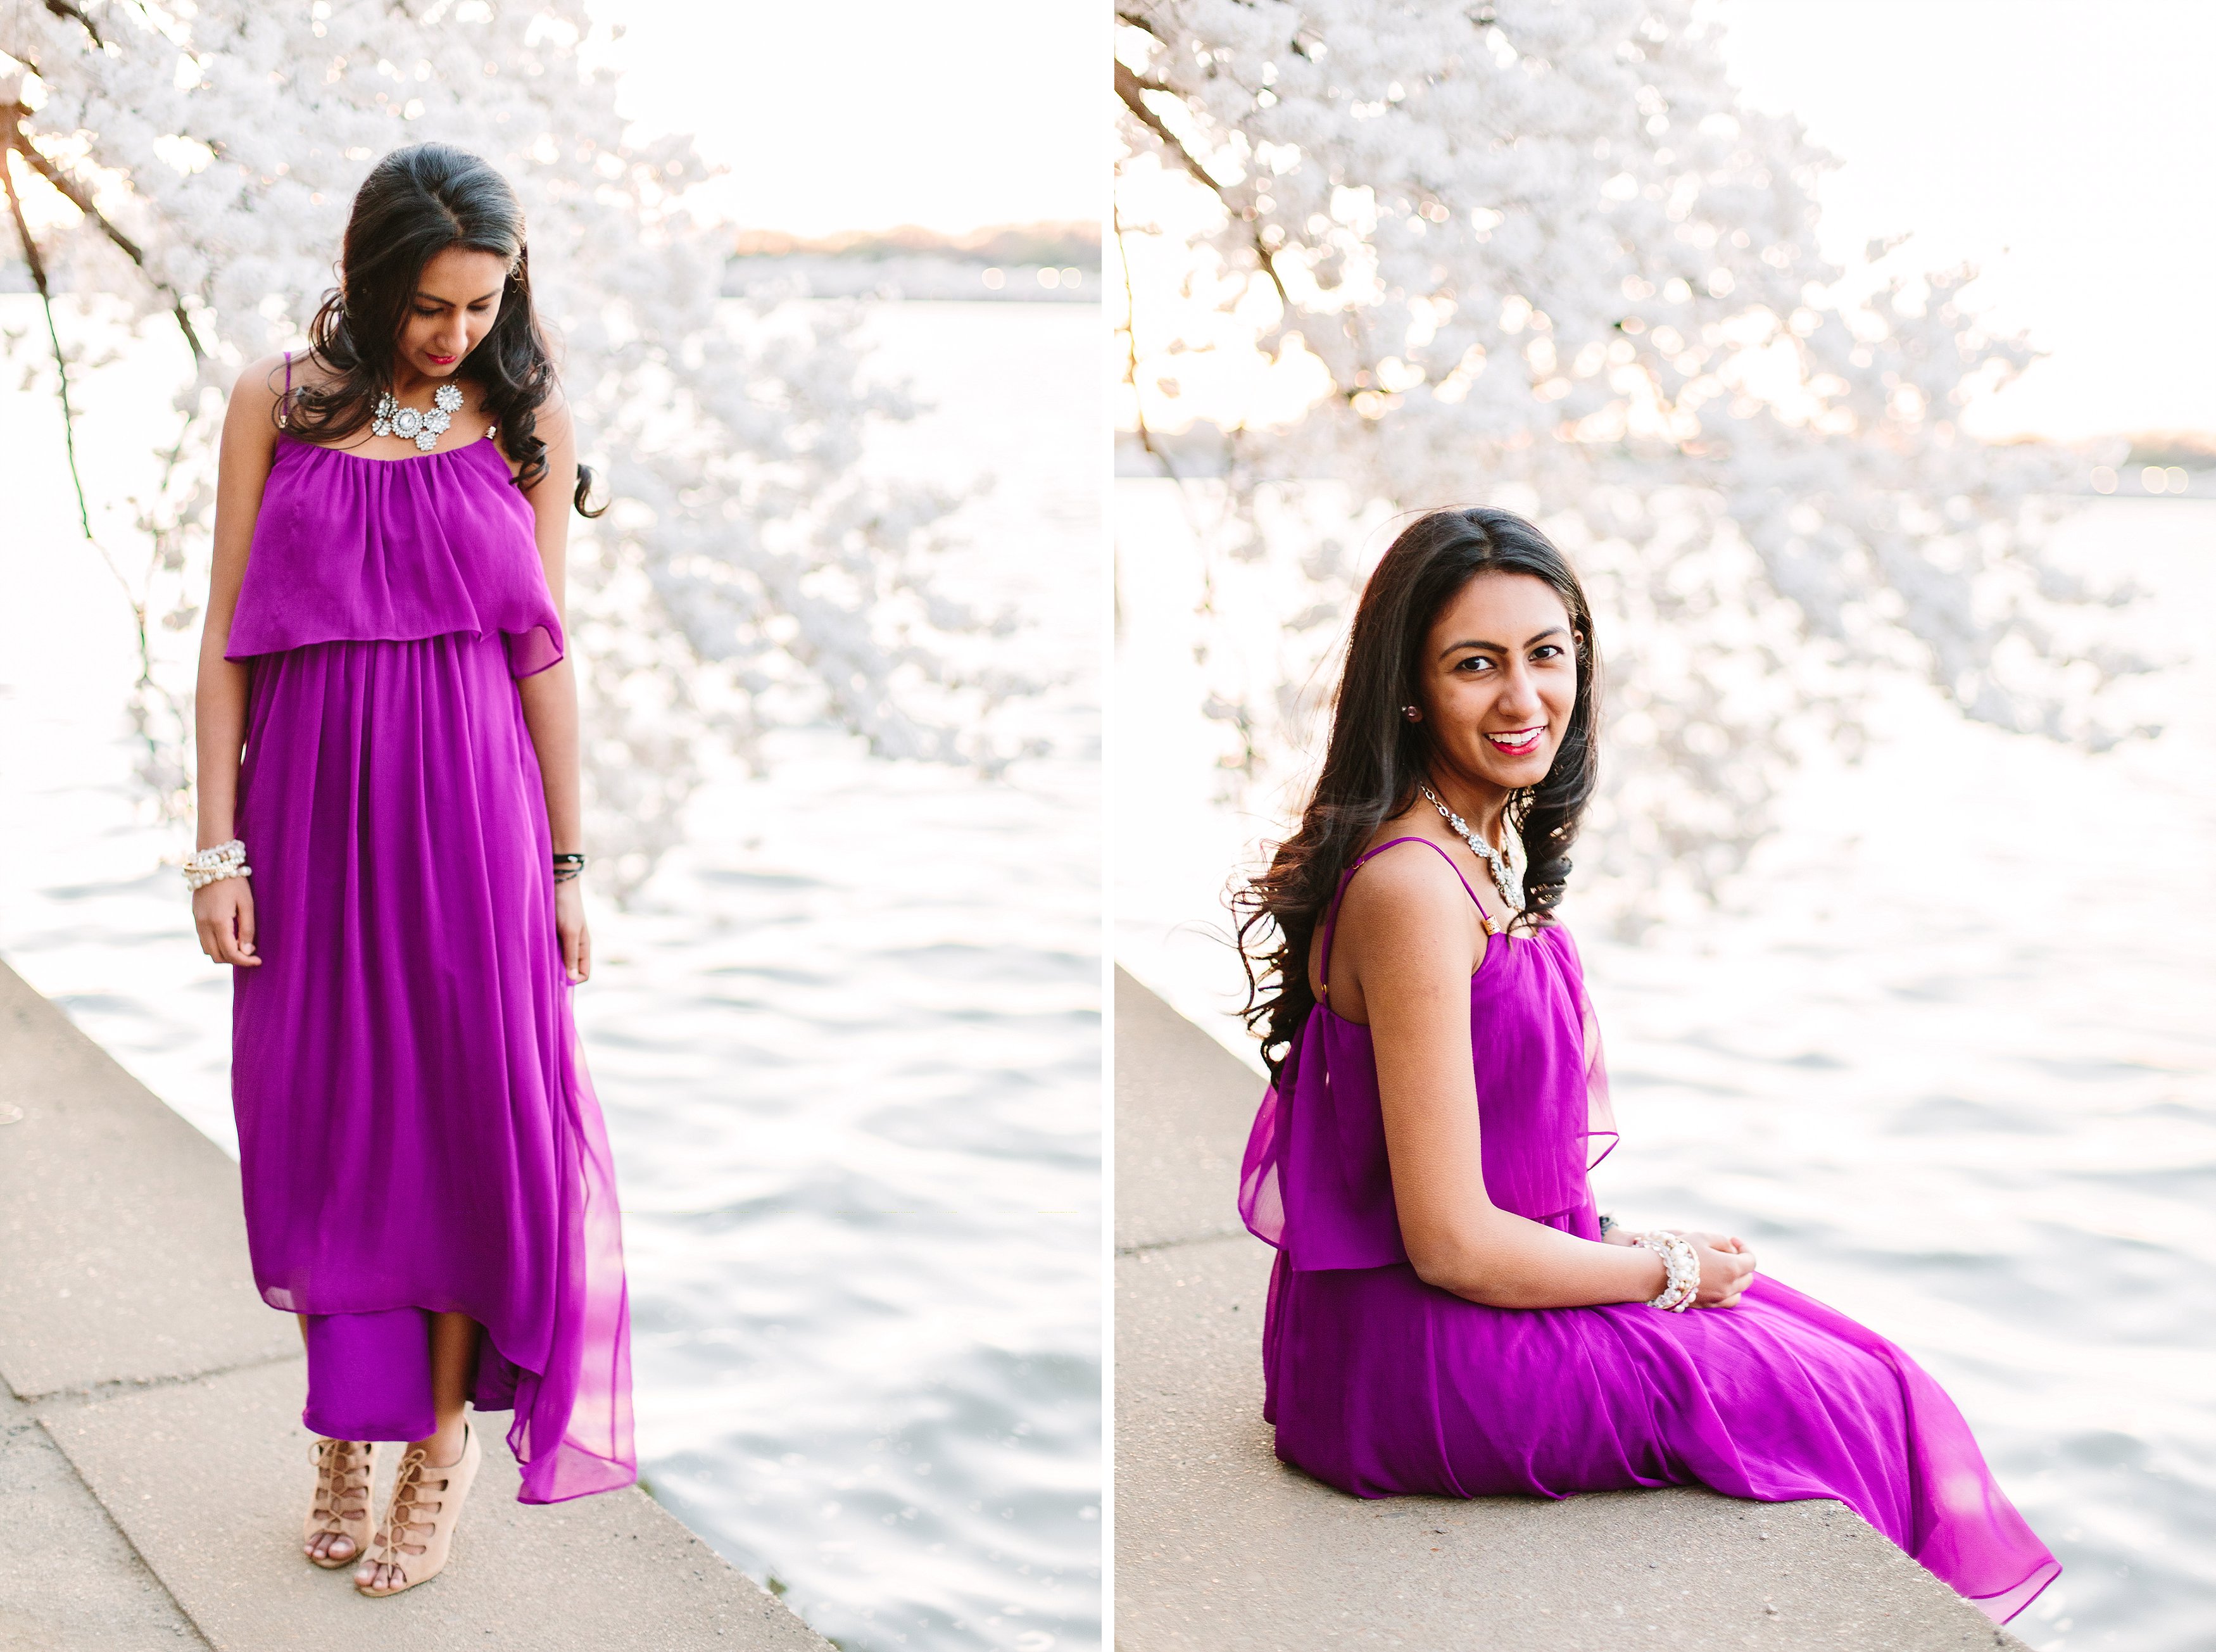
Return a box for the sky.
[587,0,1102,237]
[1713,0,2216,441]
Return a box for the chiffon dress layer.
[1237,836,2058,1624]
[225,417,634,1504]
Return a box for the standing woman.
[1233,507,2058,1623]
[188,142,634,1597]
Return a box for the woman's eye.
[1456,656,1493,673]
[1532,644,1563,662]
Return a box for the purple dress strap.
[1316,836,1487,1000]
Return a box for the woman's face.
[395,246,510,382]
[1417,570,1580,797]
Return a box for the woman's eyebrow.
[412,287,504,308]
[1435,624,1568,660]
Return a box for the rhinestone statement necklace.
[372,381,464,451]
[1419,784,1527,912]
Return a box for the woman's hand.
[1677,1230,1756,1309]
[555,878,591,984]
[193,878,260,967]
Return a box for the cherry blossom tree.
[4,0,1012,895]
[1116,0,2144,912]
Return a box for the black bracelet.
[1598,1213,1617,1238]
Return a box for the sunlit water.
[1116,479,2216,1652]
[0,298,1102,1652]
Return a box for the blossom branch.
[1,139,91,538]
[1113,57,1288,308]
[4,103,207,361]
[39,0,103,49]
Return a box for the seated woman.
[1232,505,2057,1624]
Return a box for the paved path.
[1112,966,2028,1651]
[0,958,827,1652]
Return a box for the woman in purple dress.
[187,144,634,1596]
[1232,507,2058,1623]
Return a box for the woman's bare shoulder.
[531,381,574,441]
[229,351,289,408]
[1336,828,1476,925]
[229,348,347,410]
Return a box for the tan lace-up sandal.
[303,1438,377,1568]
[354,1423,482,1598]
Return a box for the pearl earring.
[1401,705,1421,721]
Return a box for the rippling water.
[0,298,1101,1652]
[1117,482,2216,1652]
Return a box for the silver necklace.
[1419,784,1526,911]
[372,381,463,451]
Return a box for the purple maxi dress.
[1238,836,2058,1623]
[224,419,635,1504]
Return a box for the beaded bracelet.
[182,839,251,892]
[1632,1231,1699,1313]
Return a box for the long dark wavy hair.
[1233,507,1603,1078]
[280,142,602,515]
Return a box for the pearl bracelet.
[1632,1231,1699,1313]
[182,838,251,892]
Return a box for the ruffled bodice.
[227,434,563,677]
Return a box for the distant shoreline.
[722,253,1097,303]
[724,221,1100,304]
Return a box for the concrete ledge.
[0,958,828,1651]
[1112,967,2029,1651]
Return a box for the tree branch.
[1112,205,1179,486]
[4,104,206,360]
[40,0,104,49]
[1113,59,1290,309]
[4,123,194,820]
[1,143,92,538]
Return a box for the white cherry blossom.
[1116,0,2146,912]
[6,0,1016,895]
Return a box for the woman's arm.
[1347,848,1751,1309]
[191,355,286,968]
[514,394,590,985]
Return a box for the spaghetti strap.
[278,350,292,429]
[1317,835,1492,994]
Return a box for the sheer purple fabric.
[227,433,634,1504]
[1237,836,2058,1624]
[229,434,564,676]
